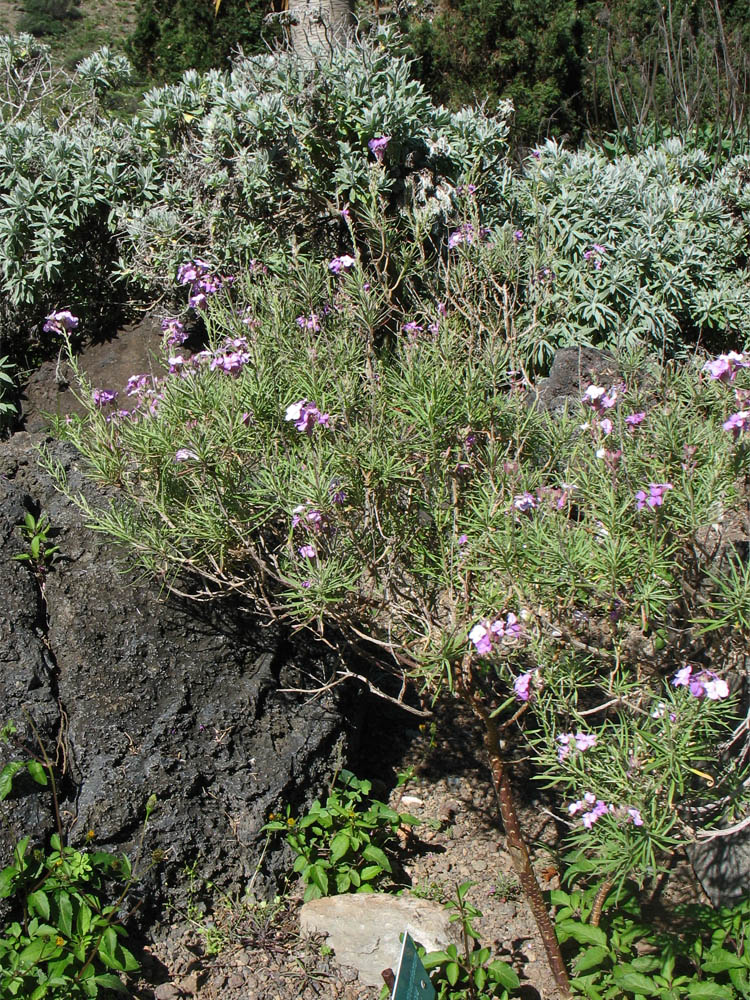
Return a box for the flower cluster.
[723,410,750,438]
[208,337,252,376]
[296,313,321,333]
[92,388,117,408]
[177,259,233,310]
[512,492,537,513]
[124,373,163,416]
[284,399,330,433]
[703,351,750,382]
[292,504,328,534]
[402,321,424,340]
[568,793,643,829]
[448,223,490,249]
[636,482,673,510]
[557,730,596,762]
[513,670,536,702]
[672,665,729,700]
[469,613,523,656]
[583,384,618,411]
[162,317,187,346]
[43,310,79,336]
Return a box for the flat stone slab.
[300,893,461,987]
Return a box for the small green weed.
[14,512,59,573]
[263,770,420,902]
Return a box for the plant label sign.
[392,932,435,1000]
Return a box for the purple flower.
[673,664,728,700]
[296,313,321,333]
[584,244,607,269]
[43,310,79,335]
[448,223,490,249]
[672,665,693,688]
[583,384,618,412]
[625,412,646,427]
[368,136,391,162]
[125,374,149,397]
[513,492,537,513]
[167,354,187,374]
[598,417,613,436]
[575,731,596,751]
[513,229,524,241]
[92,388,117,407]
[469,622,493,656]
[298,544,316,559]
[635,482,673,511]
[513,671,533,702]
[174,448,199,462]
[177,260,206,286]
[557,731,596,761]
[457,533,468,546]
[402,321,424,339]
[582,799,612,829]
[329,480,346,505]
[329,254,356,274]
[284,399,330,433]
[340,203,351,222]
[723,410,750,438]
[188,291,207,311]
[703,352,749,382]
[627,807,643,826]
[162,317,187,345]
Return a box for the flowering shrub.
[49,235,750,910]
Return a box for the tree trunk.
[287,0,354,61]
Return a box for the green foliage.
[0,836,138,998]
[0,35,142,355]
[554,882,750,999]
[406,0,586,141]
[13,511,60,571]
[406,0,750,145]
[503,136,750,360]
[0,750,138,999]
[262,770,419,901]
[418,882,520,999]
[127,0,275,82]
[17,0,81,40]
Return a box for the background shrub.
[127,0,277,81]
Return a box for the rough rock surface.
[532,345,619,413]
[300,893,462,987]
[688,833,750,907]
[0,430,359,931]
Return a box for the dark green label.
[392,933,435,1000]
